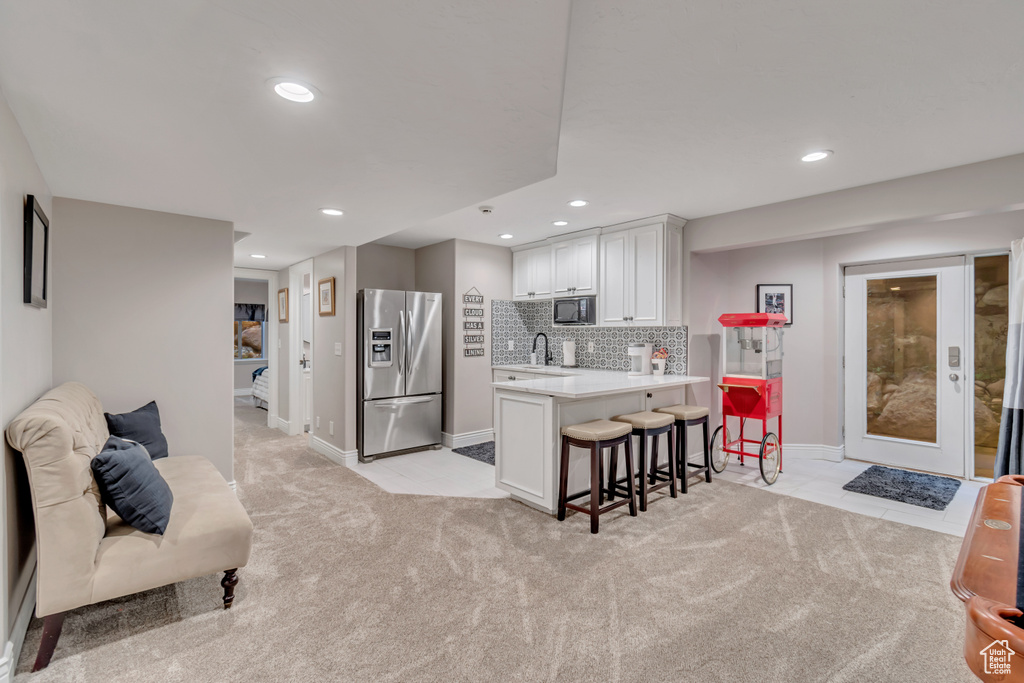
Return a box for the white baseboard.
[442,429,494,449]
[0,569,37,682]
[276,417,290,433]
[309,435,359,467]
[785,443,845,462]
[233,388,253,397]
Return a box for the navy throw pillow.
[105,401,169,460]
[91,436,174,535]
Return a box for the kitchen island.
[492,365,710,513]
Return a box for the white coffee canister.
[563,340,576,367]
[628,343,653,376]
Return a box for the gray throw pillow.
[91,436,173,535]
[104,401,169,460]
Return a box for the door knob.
[949,373,959,381]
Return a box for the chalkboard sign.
[463,294,484,304]
[464,335,484,344]
[464,348,485,357]
[463,308,484,317]
[464,321,483,330]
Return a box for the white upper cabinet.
[512,245,553,300]
[513,215,683,325]
[552,234,598,296]
[598,217,683,327]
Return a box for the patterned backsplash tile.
[491,300,687,374]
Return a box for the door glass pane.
[974,255,1010,478]
[865,276,937,443]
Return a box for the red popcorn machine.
[711,313,786,484]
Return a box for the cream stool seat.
[561,419,632,441]
[611,411,674,430]
[557,420,637,534]
[655,404,709,420]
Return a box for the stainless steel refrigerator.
[357,289,443,461]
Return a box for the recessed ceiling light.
[568,200,588,207]
[320,208,344,216]
[273,81,315,103]
[552,220,568,226]
[890,286,901,291]
[801,150,833,162]
[499,234,514,240]
[251,254,266,259]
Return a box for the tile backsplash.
[491,300,687,374]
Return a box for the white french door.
[844,257,967,476]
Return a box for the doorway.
[844,257,967,476]
[844,254,1010,479]
[287,259,314,437]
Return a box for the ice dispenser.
[369,329,393,367]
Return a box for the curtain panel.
[995,239,1024,477]
[234,304,266,322]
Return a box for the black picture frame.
[755,283,792,326]
[23,195,49,309]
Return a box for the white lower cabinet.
[494,390,554,508]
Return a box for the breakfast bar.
[491,365,710,513]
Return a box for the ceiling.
[1,1,1023,266]
[0,1,572,269]
[383,0,1024,248]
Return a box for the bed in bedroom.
[252,366,269,410]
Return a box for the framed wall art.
[23,194,49,308]
[318,277,335,316]
[756,283,793,325]
[278,288,289,323]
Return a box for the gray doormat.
[453,441,495,466]
[842,465,961,510]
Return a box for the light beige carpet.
[15,401,975,682]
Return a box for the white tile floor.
[350,447,510,500]
[349,446,982,536]
[713,455,983,536]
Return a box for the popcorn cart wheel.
[713,312,787,485]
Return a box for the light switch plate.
[316,416,320,429]
[278,338,282,349]
[588,342,595,353]
[329,421,334,436]
[335,342,342,356]
[507,339,514,350]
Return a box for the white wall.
[52,199,235,483]
[687,210,1024,449]
[311,247,358,453]
[0,87,52,676]
[356,243,416,291]
[452,240,511,436]
[414,241,457,433]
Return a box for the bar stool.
[558,420,638,534]
[655,405,712,493]
[607,411,677,511]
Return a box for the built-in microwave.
[553,295,597,326]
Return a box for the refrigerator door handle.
[397,309,405,375]
[373,396,435,407]
[406,310,413,379]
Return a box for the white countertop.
[491,365,710,399]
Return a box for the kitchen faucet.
[532,333,553,366]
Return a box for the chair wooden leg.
[557,437,570,521]
[222,569,239,609]
[679,420,689,494]
[589,444,600,534]
[624,436,637,516]
[598,447,605,505]
[702,417,712,482]
[32,613,66,672]
[607,444,618,501]
[665,430,678,498]
[637,433,648,512]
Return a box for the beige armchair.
[5,382,253,671]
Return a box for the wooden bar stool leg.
[607,445,618,501]
[702,416,712,482]
[649,432,659,485]
[637,433,648,512]
[679,420,689,494]
[557,436,570,521]
[665,429,678,498]
[624,436,637,516]
[589,443,601,534]
[598,447,606,504]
